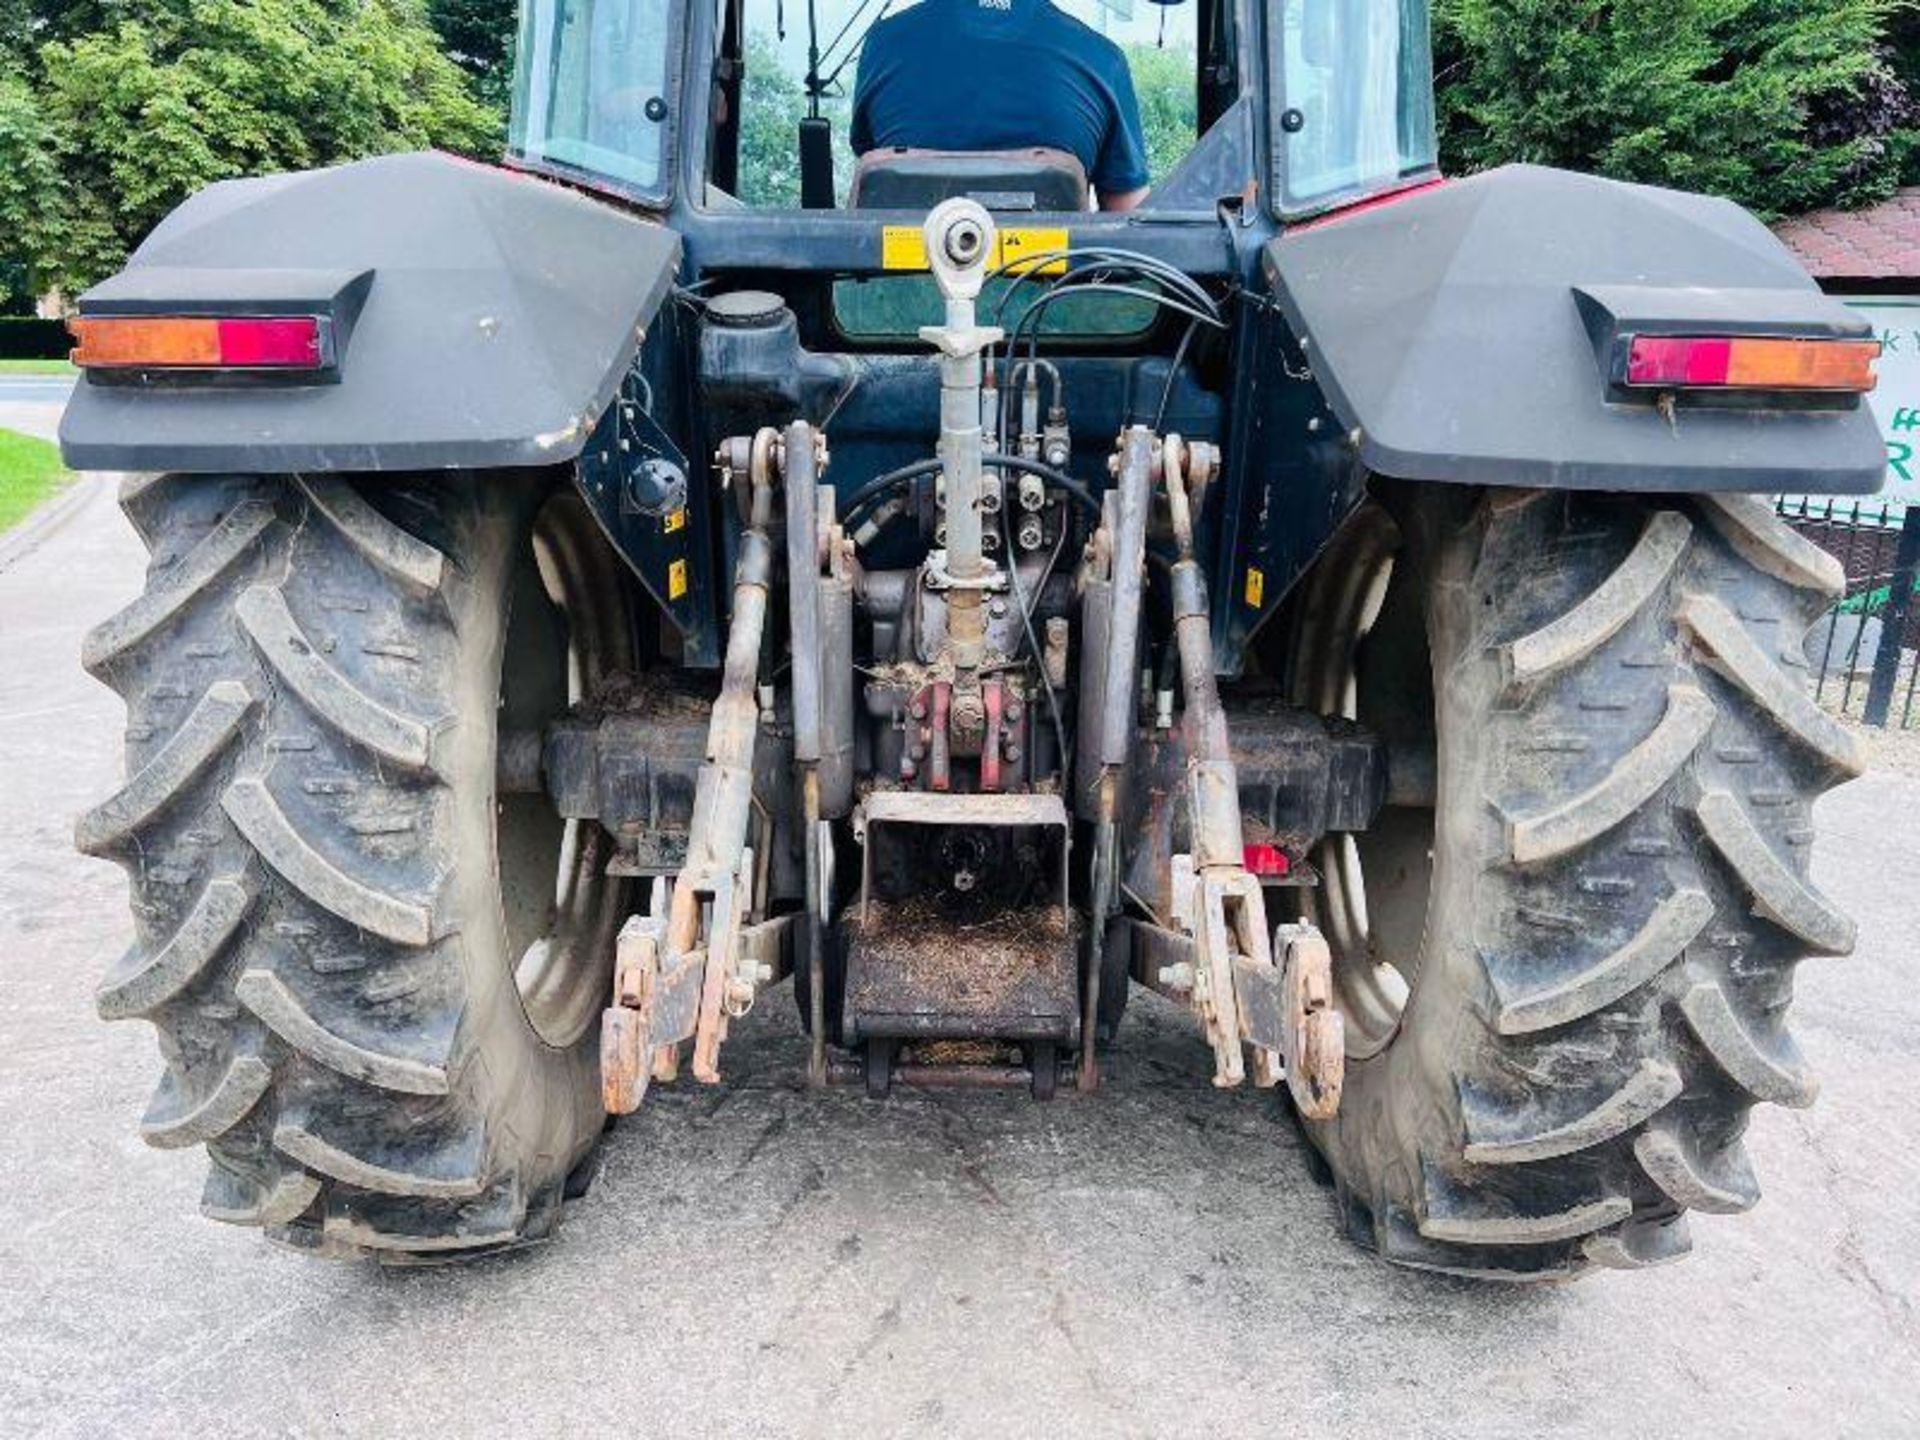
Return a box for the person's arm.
[1091,53,1151,211]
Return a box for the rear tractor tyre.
[80,470,636,1259]
[1281,484,1861,1280]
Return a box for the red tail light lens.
[212,318,324,367]
[1624,334,1880,393]
[70,315,326,370]
[1243,843,1292,878]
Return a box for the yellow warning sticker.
[881,226,930,271]
[662,506,686,534]
[881,225,1070,275]
[996,227,1069,275]
[1244,567,1265,609]
[667,558,688,601]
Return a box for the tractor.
[66,0,1884,1279]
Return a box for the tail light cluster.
[1621,334,1880,395]
[68,315,330,373]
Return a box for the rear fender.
[1259,164,1884,496]
[58,151,681,474]
[1212,164,1884,672]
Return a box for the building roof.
[1773,189,1920,282]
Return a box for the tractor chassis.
[588,204,1357,1123]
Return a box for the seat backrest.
[849,147,1089,212]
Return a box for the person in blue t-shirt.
[850,0,1153,212]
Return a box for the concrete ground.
[0,373,74,442]
[3,478,1917,1439]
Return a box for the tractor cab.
[506,0,1441,223]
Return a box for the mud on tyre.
[80,470,634,1259]
[1280,483,1861,1280]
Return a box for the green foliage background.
[0,0,1914,304]
[0,0,497,302]
[1432,0,1916,219]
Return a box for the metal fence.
[1777,496,1920,729]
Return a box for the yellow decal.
[1244,567,1265,609]
[667,558,688,601]
[882,226,930,271]
[662,506,686,534]
[996,227,1069,276]
[881,224,1070,275]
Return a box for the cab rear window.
[726,0,1197,209]
[832,274,1158,342]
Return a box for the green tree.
[736,32,807,206]
[1433,0,1914,217]
[735,32,850,207]
[1891,7,1920,182]
[426,0,517,111]
[1123,42,1198,183]
[18,0,497,295]
[0,72,66,307]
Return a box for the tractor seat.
[849,147,1089,212]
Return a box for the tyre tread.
[1503,508,1692,690]
[81,502,274,675]
[83,472,608,1260]
[1313,488,1856,1282]
[221,776,434,946]
[235,585,439,772]
[74,680,256,854]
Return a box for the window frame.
[1265,0,1440,220]
[503,0,689,210]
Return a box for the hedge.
[0,316,70,359]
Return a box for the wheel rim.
[497,492,633,1048]
[1286,505,1438,1058]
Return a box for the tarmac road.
[0,373,73,442]
[2,479,1917,1439]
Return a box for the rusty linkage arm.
[1136,435,1345,1119]
[780,419,856,1087]
[601,426,808,1113]
[1077,426,1156,1090]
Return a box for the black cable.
[989,247,1218,319]
[985,246,1225,456]
[1013,280,1224,345]
[841,458,941,521]
[1000,496,1071,778]
[1153,317,1200,433]
[820,1,890,91]
[1000,270,1222,370]
[995,279,1220,456]
[1004,282,1223,454]
[843,454,1101,526]
[817,0,882,75]
[803,0,821,116]
[1022,499,1070,625]
[993,455,1101,519]
[999,279,1213,381]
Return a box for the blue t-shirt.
[851,0,1151,198]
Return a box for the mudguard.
[1264,165,1885,494]
[59,152,680,473]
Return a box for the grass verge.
[0,358,75,375]
[0,427,72,532]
